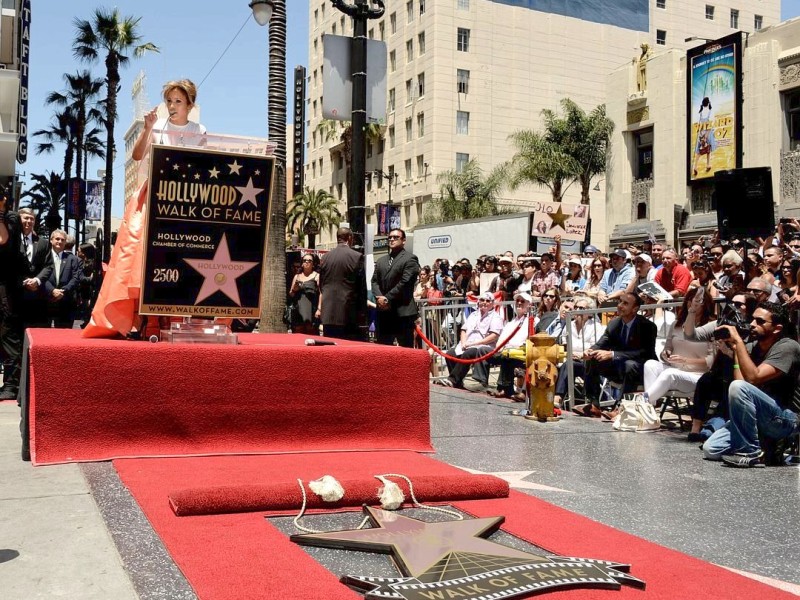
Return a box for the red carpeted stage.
[21,329,432,465]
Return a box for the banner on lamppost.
[85,180,103,222]
[376,203,401,235]
[66,178,85,220]
[322,34,387,124]
[139,144,274,318]
[686,32,743,183]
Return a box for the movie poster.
[85,180,103,222]
[376,203,401,235]
[139,144,274,318]
[65,178,84,220]
[687,32,742,183]
[530,199,589,242]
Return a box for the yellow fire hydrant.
[525,333,566,421]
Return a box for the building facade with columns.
[605,16,800,249]
[303,0,780,249]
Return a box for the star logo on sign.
[193,173,201,180]
[208,166,220,179]
[236,177,264,207]
[548,205,570,231]
[183,233,258,306]
[228,160,242,175]
[173,163,180,171]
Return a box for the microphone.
[149,335,160,343]
[305,339,337,346]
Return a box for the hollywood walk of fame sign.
[291,506,644,600]
[140,144,274,318]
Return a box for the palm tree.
[287,187,342,249]
[72,8,159,261]
[258,0,288,333]
[504,99,614,204]
[425,159,505,223]
[45,70,105,183]
[20,172,66,236]
[81,126,106,181]
[32,110,76,185]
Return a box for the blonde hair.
[162,79,198,106]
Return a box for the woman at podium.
[83,79,206,339]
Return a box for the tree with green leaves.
[32,110,76,184]
[73,8,159,261]
[504,99,614,204]
[287,187,342,249]
[424,159,506,223]
[317,119,384,196]
[20,172,66,236]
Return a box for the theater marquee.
[139,145,274,318]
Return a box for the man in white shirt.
[44,229,82,328]
[438,291,504,392]
[488,292,533,399]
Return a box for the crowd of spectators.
[423,226,800,468]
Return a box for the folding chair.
[658,390,692,431]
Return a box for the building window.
[457,69,470,94]
[418,32,426,55]
[656,30,666,46]
[457,0,469,9]
[368,27,374,39]
[332,23,337,35]
[406,78,413,102]
[337,154,345,171]
[786,90,800,151]
[730,8,739,29]
[389,126,396,149]
[417,112,425,137]
[457,28,470,52]
[405,159,412,180]
[456,111,470,135]
[416,155,425,177]
[390,50,396,72]
[405,118,413,142]
[378,138,385,154]
[754,14,763,30]
[417,72,425,98]
[635,128,654,179]
[388,88,395,112]
[407,1,413,23]
[456,153,469,173]
[656,0,665,8]
[388,165,395,184]
[379,21,385,40]
[419,0,425,15]
[406,39,414,62]
[314,9,319,27]
[637,202,647,220]
[705,4,714,20]
[337,183,343,199]
[366,142,373,159]
[390,12,397,34]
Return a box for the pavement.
[1,381,799,599]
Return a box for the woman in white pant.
[642,287,715,405]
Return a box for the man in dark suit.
[0,199,51,399]
[577,292,657,417]
[371,228,420,348]
[44,229,83,328]
[318,227,366,341]
[18,207,53,329]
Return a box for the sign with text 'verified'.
[140,144,274,318]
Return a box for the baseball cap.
[568,257,582,266]
[516,292,533,303]
[634,253,653,264]
[611,249,628,259]
[479,292,495,302]
[498,256,514,264]
[584,245,599,254]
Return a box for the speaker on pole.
[713,167,774,240]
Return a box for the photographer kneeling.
[702,302,800,467]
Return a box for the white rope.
[375,473,463,520]
[293,477,370,533]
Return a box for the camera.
[712,303,749,341]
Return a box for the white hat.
[479,291,495,301]
[516,292,533,303]
[635,253,652,264]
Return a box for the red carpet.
[169,474,509,516]
[114,451,796,600]
[25,329,432,465]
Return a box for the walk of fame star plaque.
[140,144,275,318]
[290,506,645,599]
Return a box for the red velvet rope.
[415,318,526,365]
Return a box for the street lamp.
[250,0,288,333]
[372,169,398,205]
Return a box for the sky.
[19,1,800,222]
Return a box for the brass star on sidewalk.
[548,204,570,230]
[291,506,545,578]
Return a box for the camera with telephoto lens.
[712,303,750,341]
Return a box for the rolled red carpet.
[169,474,509,516]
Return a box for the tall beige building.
[304,0,780,249]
